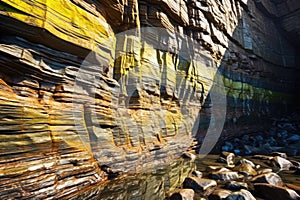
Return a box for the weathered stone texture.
[0,0,298,198]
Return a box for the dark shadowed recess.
[195,0,300,155]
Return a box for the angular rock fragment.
[251,172,283,186]
[210,168,239,181]
[170,189,195,200]
[270,156,293,170]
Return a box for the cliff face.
[0,0,298,198]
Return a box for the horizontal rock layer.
[0,0,298,198]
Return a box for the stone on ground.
[254,183,300,200]
[183,177,217,191]
[225,189,256,200]
[237,163,257,176]
[208,189,232,200]
[251,172,283,186]
[210,168,239,181]
[170,189,195,200]
[225,181,248,190]
[270,156,293,170]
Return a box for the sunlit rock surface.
[0,0,298,198]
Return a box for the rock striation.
[0,0,299,198]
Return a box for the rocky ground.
[169,151,300,200]
[169,113,300,200]
[219,113,300,156]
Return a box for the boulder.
[251,172,283,186]
[170,189,195,200]
[210,168,239,181]
[183,177,217,191]
[208,189,232,200]
[254,183,300,200]
[225,189,256,200]
[270,156,293,170]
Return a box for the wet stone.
[270,156,293,170]
[254,183,300,200]
[225,181,248,190]
[225,189,256,200]
[170,189,195,200]
[208,189,231,200]
[210,169,239,181]
[237,163,257,176]
[251,172,283,186]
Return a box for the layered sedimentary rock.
[264,0,300,45]
[0,0,298,198]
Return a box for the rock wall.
[0,0,298,198]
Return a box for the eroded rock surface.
[0,0,299,198]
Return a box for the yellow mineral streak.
[0,0,114,52]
